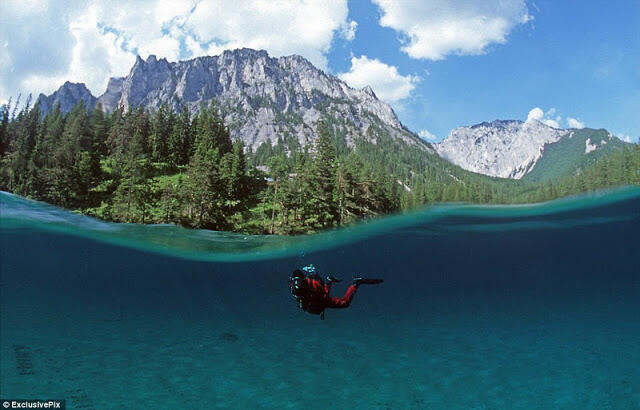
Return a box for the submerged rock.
[219,332,239,342]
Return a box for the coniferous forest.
[1,98,639,234]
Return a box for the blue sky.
[1,0,638,142]
[328,0,640,142]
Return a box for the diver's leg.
[326,284,358,308]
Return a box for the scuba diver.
[289,265,384,320]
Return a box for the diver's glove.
[326,276,342,283]
[353,277,384,285]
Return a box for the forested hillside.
[522,128,628,182]
[1,99,639,234]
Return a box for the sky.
[1,0,639,142]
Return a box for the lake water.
[1,188,639,409]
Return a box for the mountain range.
[35,48,631,182]
[36,48,427,153]
[434,120,630,180]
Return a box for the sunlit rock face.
[435,119,567,179]
[40,48,428,151]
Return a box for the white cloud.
[186,0,348,69]
[338,55,419,103]
[526,107,544,122]
[58,5,137,97]
[616,133,639,144]
[526,107,563,128]
[567,117,585,129]
[543,119,560,128]
[0,0,80,98]
[418,129,438,141]
[0,0,351,100]
[340,20,358,41]
[372,0,531,60]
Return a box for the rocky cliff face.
[434,120,569,179]
[36,81,97,115]
[41,48,428,151]
[97,77,124,113]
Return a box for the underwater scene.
[1,188,639,409]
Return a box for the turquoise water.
[1,188,639,408]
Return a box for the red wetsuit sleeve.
[326,284,358,309]
[309,278,325,294]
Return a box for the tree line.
[1,98,638,234]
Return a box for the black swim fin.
[353,277,384,285]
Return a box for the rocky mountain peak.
[435,119,568,179]
[471,119,521,130]
[362,85,377,99]
[36,81,96,115]
[112,48,418,148]
[37,48,427,152]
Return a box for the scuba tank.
[289,265,324,314]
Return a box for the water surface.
[1,188,639,408]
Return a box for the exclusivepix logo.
[1,400,64,409]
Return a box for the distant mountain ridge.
[36,81,97,116]
[33,50,632,182]
[434,119,631,180]
[36,48,429,152]
[522,128,629,182]
[435,119,566,179]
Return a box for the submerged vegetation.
[1,98,639,234]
